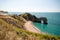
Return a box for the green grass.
[0,18,60,40]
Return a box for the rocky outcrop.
[39,17,48,24]
[20,13,48,24]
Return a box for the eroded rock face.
[39,17,48,24]
[20,13,37,21]
[20,13,48,24]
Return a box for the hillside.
[0,12,60,40]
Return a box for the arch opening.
[39,17,48,24]
[41,20,44,24]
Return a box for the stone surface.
[20,13,48,24]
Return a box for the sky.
[0,0,60,12]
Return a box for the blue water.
[31,12,60,36]
[8,12,60,36]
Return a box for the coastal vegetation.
[0,11,60,40]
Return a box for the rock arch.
[39,17,48,24]
[20,13,48,24]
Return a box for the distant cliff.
[0,11,8,13]
[0,11,8,15]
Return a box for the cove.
[33,22,60,36]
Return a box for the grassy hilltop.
[0,12,60,40]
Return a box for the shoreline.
[24,21,45,34]
[32,23,45,34]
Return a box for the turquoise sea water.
[9,12,60,36]
[31,12,60,36]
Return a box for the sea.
[8,12,60,36]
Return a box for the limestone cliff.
[20,12,48,24]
